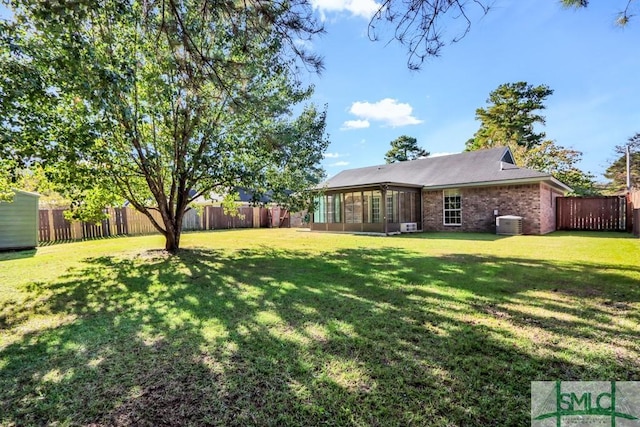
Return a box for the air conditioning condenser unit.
[400,222,418,233]
[496,215,523,235]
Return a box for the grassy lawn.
[1,229,639,426]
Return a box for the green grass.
[1,229,639,426]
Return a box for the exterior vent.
[496,215,523,235]
[400,222,418,233]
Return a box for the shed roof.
[320,147,571,192]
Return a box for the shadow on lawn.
[1,246,639,426]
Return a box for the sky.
[1,1,638,182]
[302,0,640,181]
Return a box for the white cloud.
[311,0,381,20]
[340,119,370,130]
[348,98,423,128]
[329,161,350,167]
[324,152,344,158]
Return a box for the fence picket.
[556,197,628,231]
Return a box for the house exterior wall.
[423,183,552,235]
[0,191,40,250]
[539,183,564,234]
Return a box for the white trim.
[425,176,572,193]
[442,189,462,226]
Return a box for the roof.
[8,189,40,198]
[319,147,572,192]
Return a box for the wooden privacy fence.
[38,206,285,243]
[556,196,630,232]
[631,190,640,237]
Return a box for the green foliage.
[0,0,327,252]
[0,162,15,202]
[244,104,329,212]
[221,192,244,218]
[384,135,429,163]
[63,187,123,224]
[604,132,640,193]
[466,82,596,193]
[521,141,599,195]
[466,82,553,151]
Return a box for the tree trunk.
[164,227,181,253]
[162,207,184,254]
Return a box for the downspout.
[420,187,424,231]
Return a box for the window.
[344,192,362,223]
[313,194,341,223]
[386,191,397,223]
[314,196,326,223]
[443,189,461,226]
[371,191,381,223]
[329,194,342,223]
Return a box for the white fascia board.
[423,177,572,193]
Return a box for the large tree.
[604,132,640,193]
[369,0,636,68]
[384,135,429,163]
[0,0,329,252]
[466,82,597,195]
[466,82,553,153]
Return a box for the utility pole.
[627,144,631,192]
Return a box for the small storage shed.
[0,190,40,251]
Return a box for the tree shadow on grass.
[1,246,639,426]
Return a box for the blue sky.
[2,1,638,181]
[305,0,640,181]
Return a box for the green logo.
[531,381,640,427]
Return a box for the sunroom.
[310,185,422,234]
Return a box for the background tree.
[384,135,429,163]
[521,141,599,195]
[369,0,636,68]
[604,132,640,193]
[0,1,328,253]
[0,162,15,202]
[466,82,553,156]
[466,82,597,194]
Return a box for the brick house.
[310,147,571,235]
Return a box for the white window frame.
[443,189,462,226]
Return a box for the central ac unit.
[496,215,523,235]
[400,222,418,233]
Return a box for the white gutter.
[423,176,573,193]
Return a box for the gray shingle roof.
[320,147,571,191]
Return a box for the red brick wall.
[539,184,563,234]
[423,184,549,234]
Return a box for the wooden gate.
[556,196,630,231]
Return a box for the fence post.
[253,207,260,228]
[47,209,55,242]
[72,221,83,240]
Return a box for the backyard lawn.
[1,229,639,426]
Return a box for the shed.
[0,190,40,251]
